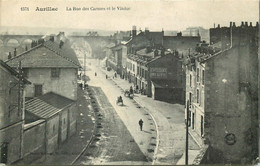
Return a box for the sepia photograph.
[0,0,259,165]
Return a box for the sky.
[0,0,259,31]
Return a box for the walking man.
[139,119,143,131]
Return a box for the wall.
[205,45,258,163]
[0,65,22,129]
[45,115,59,154]
[59,109,68,144]
[68,103,77,137]
[148,54,184,103]
[24,68,77,101]
[0,122,22,164]
[0,65,24,164]
[23,120,45,162]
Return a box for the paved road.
[91,59,201,165]
[75,65,156,164]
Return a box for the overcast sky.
[0,0,259,31]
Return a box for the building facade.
[185,22,258,164]
[6,40,81,101]
[0,60,30,164]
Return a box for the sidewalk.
[100,63,201,165]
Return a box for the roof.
[37,92,75,108]
[127,54,153,64]
[151,79,181,88]
[25,92,75,119]
[0,60,31,84]
[5,41,81,68]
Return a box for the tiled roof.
[5,41,80,68]
[44,41,80,66]
[127,54,153,64]
[25,92,74,119]
[38,92,75,108]
[25,98,61,119]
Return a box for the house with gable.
[5,40,81,101]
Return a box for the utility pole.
[18,61,22,116]
[185,100,189,165]
[83,52,86,88]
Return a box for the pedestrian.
[139,119,143,131]
[95,72,97,76]
[106,75,108,79]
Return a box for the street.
[76,59,200,165]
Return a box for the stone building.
[0,60,30,164]
[148,52,185,103]
[24,92,77,155]
[106,44,127,77]
[127,48,185,103]
[185,22,258,164]
[6,40,81,101]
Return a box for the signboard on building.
[150,67,167,79]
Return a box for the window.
[23,68,29,78]
[202,70,205,85]
[64,118,66,124]
[189,92,192,106]
[192,112,195,129]
[133,64,135,72]
[201,116,204,137]
[190,74,192,87]
[137,67,140,75]
[196,68,200,82]
[0,143,8,164]
[35,84,42,97]
[51,68,60,78]
[53,125,55,132]
[197,89,199,104]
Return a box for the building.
[125,26,164,54]
[6,40,81,101]
[127,48,185,103]
[148,52,185,103]
[185,22,258,164]
[24,92,77,155]
[163,31,201,55]
[0,60,30,164]
[106,44,127,77]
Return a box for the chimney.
[230,22,232,27]
[50,36,54,42]
[162,28,164,36]
[14,48,17,57]
[59,40,64,48]
[132,26,137,37]
[256,22,259,27]
[233,22,236,27]
[145,27,149,37]
[177,32,182,37]
[8,52,11,59]
[241,21,244,26]
[245,22,248,27]
[250,22,252,27]
[217,24,220,28]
